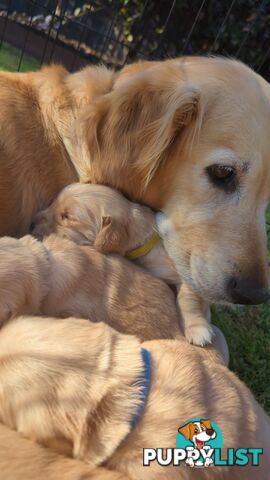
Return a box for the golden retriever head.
[32,183,155,255]
[71,57,270,304]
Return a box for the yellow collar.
[126,232,160,261]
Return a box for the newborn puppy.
[0,315,267,479]
[0,234,181,341]
[32,183,212,346]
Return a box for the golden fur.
[0,229,229,361]
[0,56,270,477]
[32,182,212,346]
[75,57,270,306]
[0,58,269,307]
[0,315,268,479]
[0,233,181,341]
[0,423,128,480]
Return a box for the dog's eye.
[194,428,199,433]
[206,164,237,192]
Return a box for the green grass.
[0,42,39,72]
[212,208,270,414]
[213,304,270,412]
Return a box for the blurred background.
[0,0,269,79]
[0,0,269,412]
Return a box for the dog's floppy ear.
[81,68,201,186]
[178,422,192,440]
[201,419,212,430]
[94,216,130,255]
[111,74,201,183]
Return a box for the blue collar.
[130,348,151,430]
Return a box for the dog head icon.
[178,419,216,449]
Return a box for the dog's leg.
[177,282,213,346]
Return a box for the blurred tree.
[117,0,270,79]
[2,0,269,79]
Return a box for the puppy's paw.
[185,323,213,347]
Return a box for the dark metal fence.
[0,0,269,79]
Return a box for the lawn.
[0,42,39,72]
[212,208,270,414]
[0,42,269,415]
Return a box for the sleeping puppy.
[32,183,213,346]
[0,232,228,362]
[0,315,268,479]
[0,234,181,341]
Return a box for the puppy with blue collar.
[0,315,268,479]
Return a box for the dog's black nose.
[206,428,214,436]
[227,276,269,305]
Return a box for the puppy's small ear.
[94,216,130,255]
[178,423,191,440]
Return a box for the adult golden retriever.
[1,57,270,307]
[31,182,214,346]
[0,57,269,478]
[0,315,268,480]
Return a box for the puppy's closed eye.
[60,211,78,223]
[61,211,70,221]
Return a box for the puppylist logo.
[143,418,263,468]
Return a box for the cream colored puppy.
[32,183,213,346]
[0,423,128,480]
[0,315,268,479]
[0,234,182,341]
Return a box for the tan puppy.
[0,58,269,311]
[32,183,212,346]
[0,234,181,341]
[0,232,229,361]
[0,315,268,479]
[0,424,128,480]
